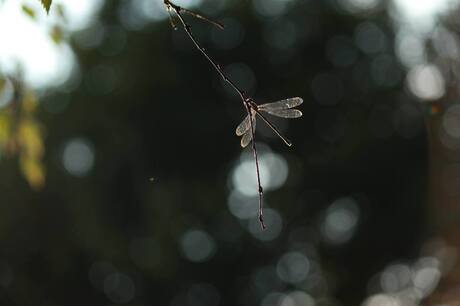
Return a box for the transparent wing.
[258,97,303,111]
[236,114,250,136]
[260,108,302,118]
[240,117,256,148]
[240,130,253,148]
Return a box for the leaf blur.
[0,0,459,306]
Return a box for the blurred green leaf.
[50,25,63,44]
[18,119,44,159]
[39,0,51,14]
[20,154,45,190]
[18,118,45,189]
[55,3,66,22]
[21,4,36,20]
[0,113,11,149]
[0,78,5,92]
[21,89,38,114]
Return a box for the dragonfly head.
[246,99,258,111]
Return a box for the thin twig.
[164,0,266,229]
[246,101,266,229]
[181,8,225,30]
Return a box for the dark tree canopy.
[1,0,459,305]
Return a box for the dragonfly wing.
[259,97,303,111]
[240,117,256,148]
[236,114,250,136]
[261,108,303,118]
[240,130,253,148]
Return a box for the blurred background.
[1,0,460,305]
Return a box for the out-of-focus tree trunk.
[425,103,460,304]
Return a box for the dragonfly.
[235,97,303,148]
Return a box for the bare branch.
[181,8,225,30]
[164,0,268,229]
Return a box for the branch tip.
[164,0,267,230]
[259,214,267,230]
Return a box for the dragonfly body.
[236,97,303,148]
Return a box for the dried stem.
[164,0,266,229]
[181,7,225,30]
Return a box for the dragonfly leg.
[255,110,292,147]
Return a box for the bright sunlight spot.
[232,148,288,197]
[0,0,103,88]
[392,0,459,32]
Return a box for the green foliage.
[39,0,52,14]
[55,3,66,21]
[21,4,36,19]
[50,25,63,44]
[22,2,67,45]
[7,1,69,190]
[0,78,45,190]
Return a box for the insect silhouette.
[236,97,303,147]
[163,0,303,229]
